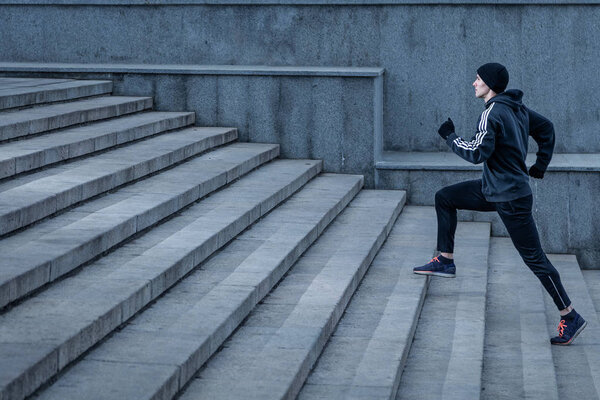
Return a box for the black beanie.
[477,63,509,94]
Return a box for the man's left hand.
[438,118,455,139]
[528,165,545,179]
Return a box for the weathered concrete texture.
[396,221,490,400]
[0,78,112,110]
[178,190,405,399]
[0,141,285,310]
[377,167,600,268]
[0,158,320,400]
[0,71,380,186]
[36,173,360,400]
[0,126,233,236]
[0,5,598,152]
[0,111,195,179]
[482,238,557,400]
[0,96,152,140]
[298,206,436,399]
[544,254,600,400]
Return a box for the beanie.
[477,63,509,94]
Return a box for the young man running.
[413,63,586,345]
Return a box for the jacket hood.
[486,89,524,111]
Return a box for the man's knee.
[435,187,450,208]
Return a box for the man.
[413,63,586,345]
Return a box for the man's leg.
[414,179,495,277]
[496,194,586,345]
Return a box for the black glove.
[438,118,455,139]
[528,165,545,179]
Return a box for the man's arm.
[444,110,498,165]
[527,108,555,174]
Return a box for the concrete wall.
[1,2,599,153]
[0,66,383,186]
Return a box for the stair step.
[0,96,152,141]
[396,221,490,400]
[482,237,557,400]
[0,126,234,236]
[176,189,405,399]
[0,158,319,400]
[0,78,113,110]
[297,206,437,399]
[35,172,360,400]
[0,111,195,179]
[0,140,280,310]
[543,255,600,400]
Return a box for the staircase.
[0,78,597,400]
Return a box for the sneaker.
[550,312,587,345]
[413,256,456,278]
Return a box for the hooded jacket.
[445,89,555,202]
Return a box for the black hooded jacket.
[445,89,555,202]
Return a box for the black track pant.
[435,179,571,311]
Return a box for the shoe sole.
[551,320,588,346]
[413,270,456,278]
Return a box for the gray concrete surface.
[0,96,152,140]
[177,189,405,399]
[482,237,557,400]
[0,158,319,400]
[298,206,436,399]
[0,68,382,187]
[0,111,195,179]
[0,126,232,236]
[0,5,597,154]
[0,78,112,109]
[36,173,361,400]
[543,254,600,400]
[396,221,490,400]
[0,141,284,310]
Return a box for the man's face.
[473,74,491,99]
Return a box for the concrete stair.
[0,78,113,110]
[1,77,598,400]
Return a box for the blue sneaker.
[413,256,456,278]
[551,312,587,345]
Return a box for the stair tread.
[298,206,437,399]
[482,237,557,400]
[176,189,405,400]
[0,126,236,236]
[0,96,152,140]
[0,79,112,109]
[0,141,282,310]
[0,158,319,400]
[396,221,490,400]
[35,173,360,400]
[544,254,600,400]
[0,78,73,89]
[0,111,195,178]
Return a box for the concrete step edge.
[482,237,558,400]
[544,253,600,398]
[33,172,361,400]
[0,126,236,236]
[298,206,437,399]
[0,139,282,310]
[0,96,153,141]
[0,80,113,110]
[0,156,315,400]
[0,111,196,179]
[176,189,406,400]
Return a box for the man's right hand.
[438,118,455,139]
[528,165,545,179]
